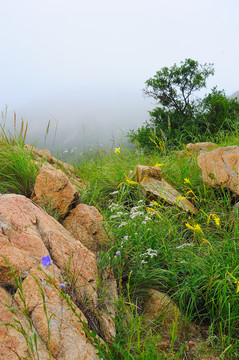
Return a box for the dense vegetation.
[127,59,239,150]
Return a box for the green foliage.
[128,58,239,150]
[199,87,239,134]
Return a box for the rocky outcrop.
[135,165,197,214]
[25,145,75,175]
[31,164,80,219]
[197,146,239,195]
[186,142,218,154]
[62,203,106,253]
[0,194,98,303]
[0,193,118,356]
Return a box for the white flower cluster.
[109,203,123,212]
[119,235,130,248]
[140,248,158,264]
[108,200,153,228]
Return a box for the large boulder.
[135,165,197,214]
[31,164,79,219]
[0,194,98,304]
[197,146,239,195]
[62,203,107,253]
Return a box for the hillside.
[1,128,239,359]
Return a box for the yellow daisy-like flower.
[154,163,164,167]
[184,178,191,184]
[115,147,121,154]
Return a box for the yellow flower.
[153,200,161,207]
[227,272,239,293]
[115,147,121,154]
[154,163,164,167]
[185,222,195,231]
[185,222,203,234]
[184,178,191,184]
[207,214,220,227]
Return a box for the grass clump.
[0,142,37,197]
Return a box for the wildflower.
[227,272,239,293]
[124,235,129,240]
[207,214,220,227]
[152,200,161,207]
[141,260,148,264]
[114,147,121,154]
[110,190,119,195]
[154,163,164,167]
[142,221,146,225]
[116,251,121,257]
[42,255,51,268]
[60,283,66,289]
[184,178,191,184]
[130,208,144,218]
[118,221,127,228]
[185,222,203,234]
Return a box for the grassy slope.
[76,139,239,359]
[1,130,239,358]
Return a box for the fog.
[1,0,238,153]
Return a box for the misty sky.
[0,0,238,151]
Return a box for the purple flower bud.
[60,283,66,289]
[42,255,51,268]
[116,251,121,257]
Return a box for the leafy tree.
[144,58,214,120]
[143,59,214,139]
[128,59,239,150]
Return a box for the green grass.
[75,139,239,359]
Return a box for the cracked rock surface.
[197,146,239,194]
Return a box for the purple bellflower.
[42,255,51,268]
